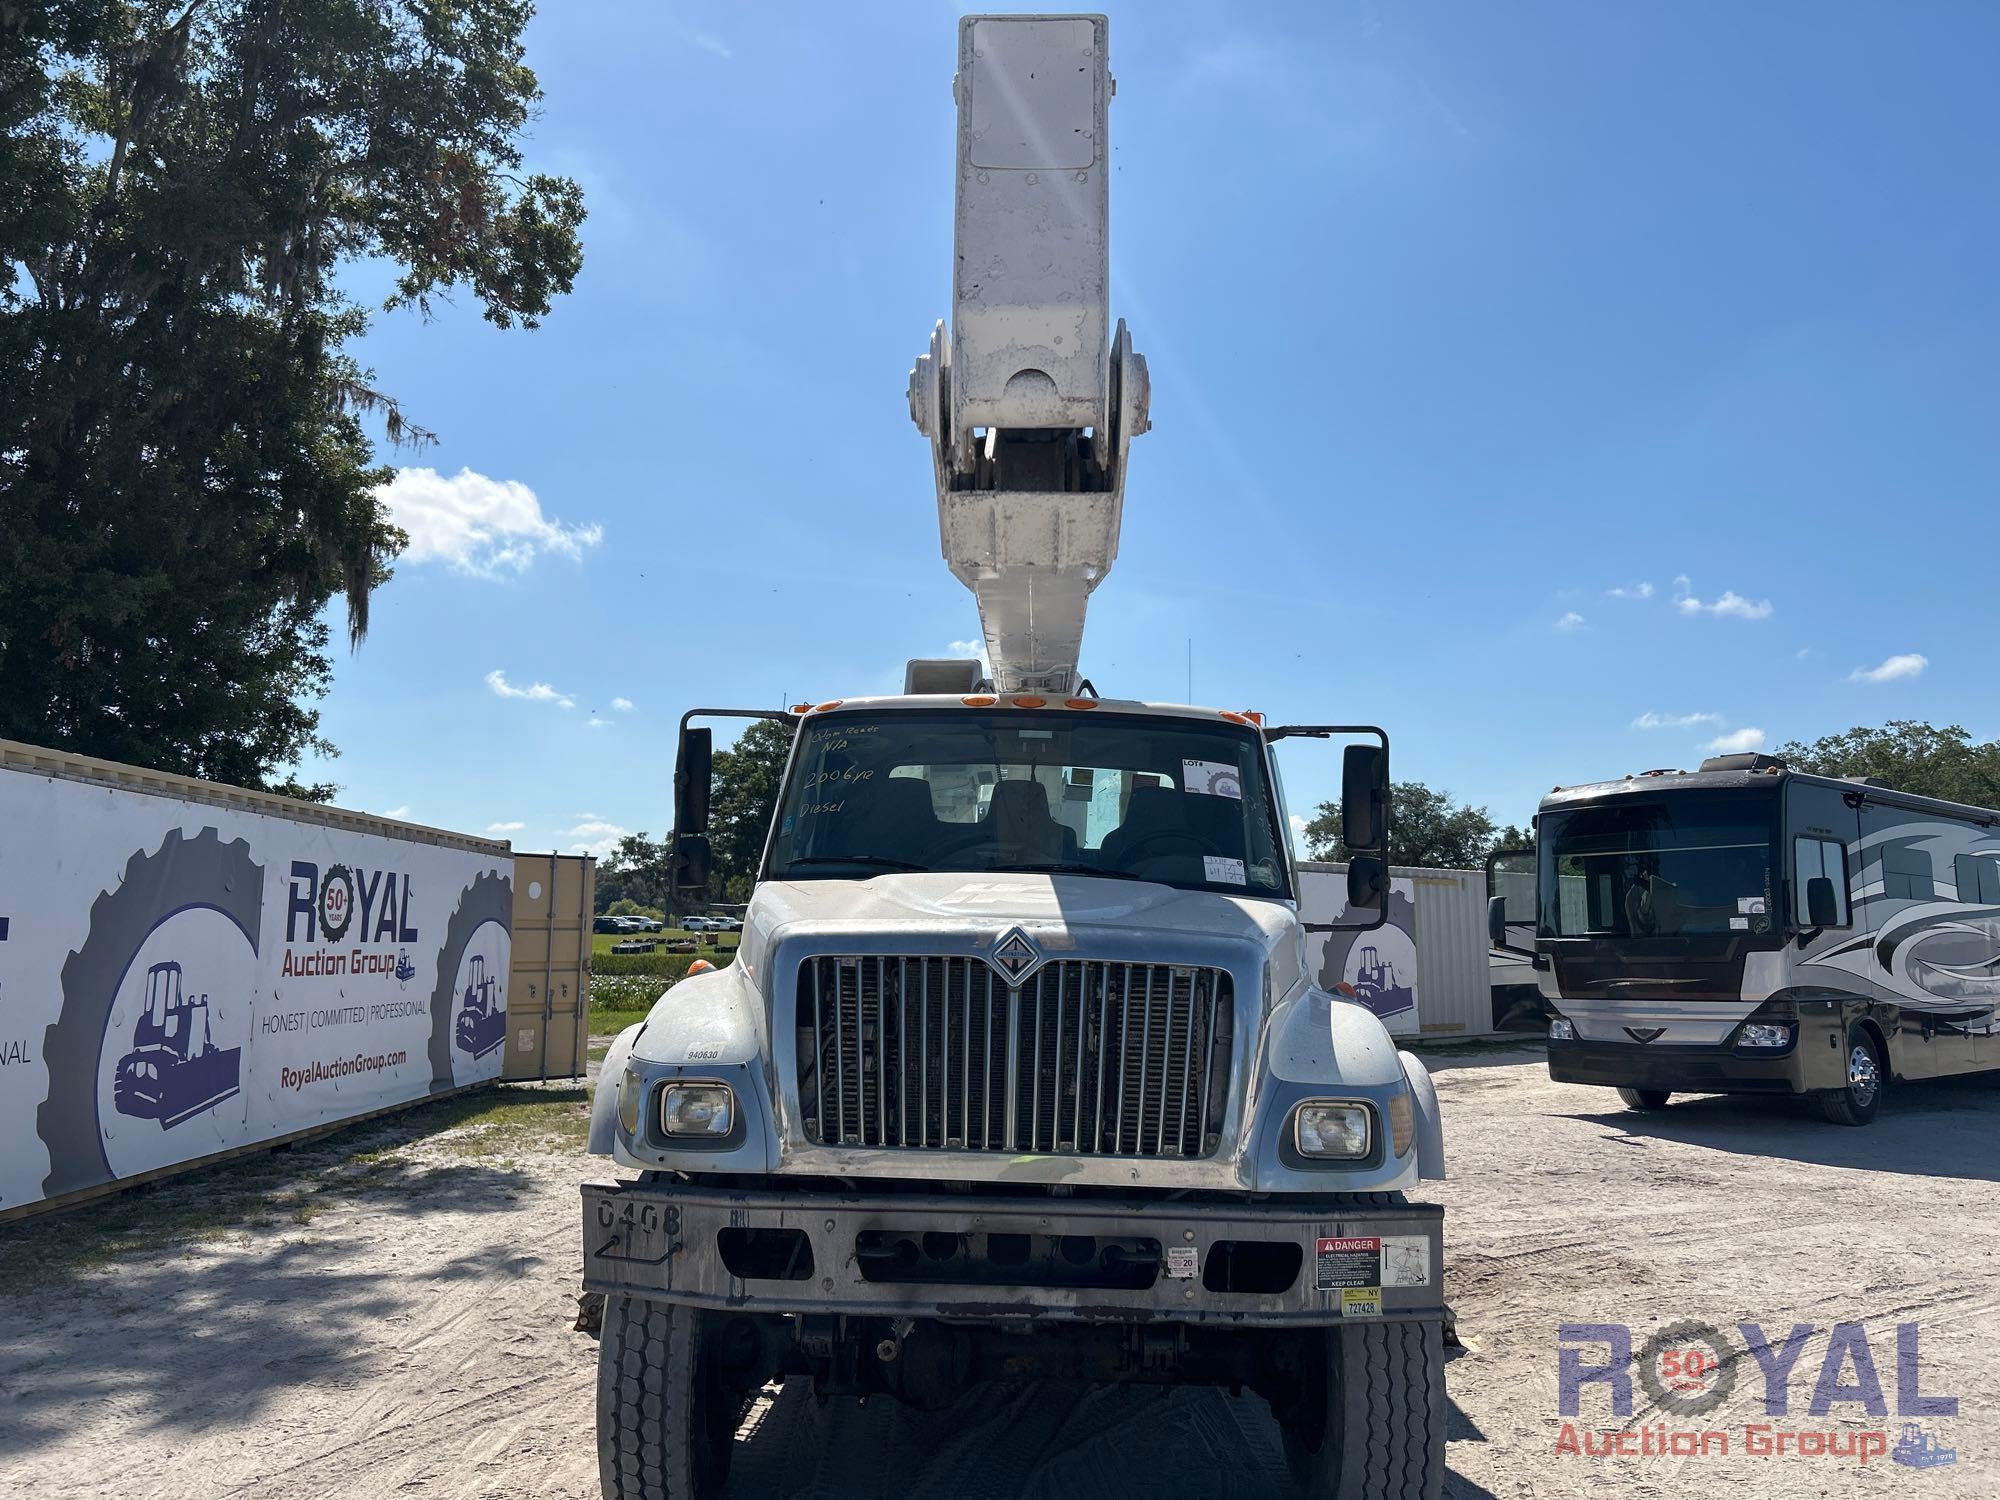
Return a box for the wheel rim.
[1847,1044,1880,1107]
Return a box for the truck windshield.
[767,710,1289,898]
[1537,791,1778,938]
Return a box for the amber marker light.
[1011,696,1047,708]
[962,695,997,707]
[1063,698,1098,710]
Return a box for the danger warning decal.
[1315,1236,1381,1292]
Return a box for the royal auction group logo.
[316,863,357,941]
[1557,1319,1958,1467]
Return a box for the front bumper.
[582,1179,1444,1328]
[1547,1036,1802,1093]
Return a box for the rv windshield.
[767,710,1289,899]
[1537,791,1778,938]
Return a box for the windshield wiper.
[781,854,930,874]
[987,862,1153,883]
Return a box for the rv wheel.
[1615,1087,1672,1111]
[1819,1027,1884,1127]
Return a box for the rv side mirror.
[672,834,712,898]
[675,726,713,837]
[1488,894,1508,949]
[1806,876,1838,929]
[1341,744,1386,853]
[1344,856,1385,925]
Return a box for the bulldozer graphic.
[113,961,243,1129]
[1351,943,1416,1017]
[454,953,507,1060]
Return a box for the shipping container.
[0,738,515,1221]
[504,851,595,1080]
[1297,861,1505,1040]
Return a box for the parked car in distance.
[681,916,716,932]
[593,915,628,934]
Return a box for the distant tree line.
[594,720,792,910]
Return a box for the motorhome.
[1493,752,2000,1124]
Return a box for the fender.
[586,1021,645,1157]
[1398,1049,1447,1181]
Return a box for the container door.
[504,853,594,1079]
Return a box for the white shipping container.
[1297,862,1503,1040]
[0,739,514,1220]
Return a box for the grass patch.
[0,1083,589,1294]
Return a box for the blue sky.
[310,2,2000,857]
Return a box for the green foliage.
[0,1,583,789]
[707,718,793,900]
[1304,780,1507,869]
[1775,721,2000,810]
[605,897,664,920]
[593,951,716,980]
[594,832,671,913]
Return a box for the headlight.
[1387,1091,1414,1158]
[1550,1017,1576,1041]
[1294,1101,1372,1160]
[617,1066,645,1136]
[1738,1023,1792,1049]
[661,1082,735,1137]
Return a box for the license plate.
[587,1191,680,1268]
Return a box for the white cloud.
[377,467,602,578]
[564,814,629,859]
[1288,813,1310,856]
[1849,653,1928,684]
[680,25,732,59]
[486,820,526,834]
[1633,711,1723,730]
[586,717,612,730]
[1606,582,1655,600]
[486,668,574,710]
[610,697,635,712]
[1704,727,1768,754]
[382,805,411,820]
[1672,577,1773,620]
[1555,611,1585,631]
[947,640,984,657]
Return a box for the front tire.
[1819,1028,1885,1126]
[1282,1318,1445,1499]
[597,1296,737,1499]
[1616,1087,1672,1111]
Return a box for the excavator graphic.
[455,953,507,1059]
[113,961,242,1128]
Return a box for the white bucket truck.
[583,17,1448,1497]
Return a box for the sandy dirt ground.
[2,1050,1995,1498]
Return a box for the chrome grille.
[797,957,1232,1158]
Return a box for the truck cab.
[584,694,1449,1498]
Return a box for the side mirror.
[1488,895,1508,949]
[1806,876,1838,929]
[672,834,712,898]
[1345,856,1385,923]
[675,726,713,837]
[1341,744,1386,854]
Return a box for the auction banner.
[0,764,511,1216]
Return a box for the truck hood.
[739,870,1303,989]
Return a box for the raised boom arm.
[908,13,1149,695]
